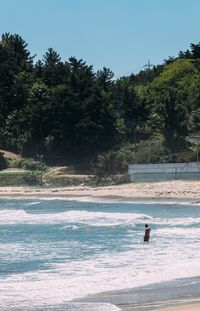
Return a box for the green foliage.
[7,158,44,171]
[179,42,200,59]
[167,150,196,163]
[22,172,39,185]
[0,32,200,168]
[0,171,40,186]
[93,145,134,180]
[147,60,196,151]
[153,59,196,89]
[0,152,7,170]
[3,110,30,155]
[135,137,168,164]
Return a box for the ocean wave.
[0,209,152,226]
[0,208,199,227]
[155,227,200,237]
[152,216,200,226]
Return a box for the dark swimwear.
[144,228,150,242]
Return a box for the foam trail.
[25,202,41,206]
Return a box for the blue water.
[0,198,200,310]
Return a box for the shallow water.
[0,198,200,310]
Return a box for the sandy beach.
[155,304,200,311]
[1,180,200,311]
[1,180,200,202]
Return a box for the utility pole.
[148,143,151,163]
[134,126,137,163]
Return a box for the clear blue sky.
[0,0,200,78]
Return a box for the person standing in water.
[144,224,151,242]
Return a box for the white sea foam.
[0,209,152,225]
[155,227,200,237]
[25,201,41,206]
[152,216,200,226]
[0,208,200,228]
[60,303,121,311]
[0,239,200,308]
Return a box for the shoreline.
[1,180,200,204]
[0,194,199,205]
[77,277,200,311]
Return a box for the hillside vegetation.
[1,33,200,178]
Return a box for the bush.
[133,135,168,164]
[0,152,7,170]
[93,145,134,179]
[8,158,46,171]
[22,172,39,185]
[168,150,196,163]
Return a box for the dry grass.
[45,166,93,178]
[44,167,94,186]
[0,149,21,160]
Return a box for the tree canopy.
[1,33,200,169]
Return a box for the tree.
[42,48,65,86]
[190,43,200,59]
[96,67,114,90]
[3,110,31,156]
[113,77,149,142]
[0,33,34,137]
[26,81,51,151]
[1,33,33,72]
[149,87,188,151]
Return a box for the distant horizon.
[0,0,200,78]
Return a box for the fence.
[128,162,200,182]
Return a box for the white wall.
[128,163,200,182]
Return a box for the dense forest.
[1,33,200,173]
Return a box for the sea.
[0,197,200,310]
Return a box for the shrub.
[168,150,195,163]
[8,158,46,171]
[0,152,7,170]
[93,145,134,179]
[23,172,39,185]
